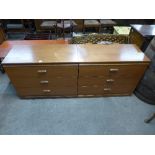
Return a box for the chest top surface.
[2,44,150,65]
[2,44,78,64]
[77,44,150,63]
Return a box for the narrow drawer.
[16,86,77,97]
[79,64,147,78]
[4,64,78,78]
[78,77,141,87]
[9,77,77,88]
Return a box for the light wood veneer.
[2,44,150,98]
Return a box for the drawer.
[78,78,139,95]
[78,77,140,87]
[9,77,77,88]
[16,86,77,97]
[78,84,134,96]
[4,64,78,78]
[79,64,147,78]
[78,85,105,96]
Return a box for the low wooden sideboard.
[2,44,150,98]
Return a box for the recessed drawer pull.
[109,68,119,72]
[40,80,49,84]
[37,70,47,73]
[106,79,114,82]
[43,89,51,93]
[104,88,111,91]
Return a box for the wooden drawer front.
[9,77,77,88]
[78,84,135,96]
[79,64,147,78]
[16,86,77,97]
[78,85,134,96]
[79,77,139,86]
[5,64,78,78]
[78,85,105,96]
[78,77,141,95]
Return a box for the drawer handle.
[43,89,51,93]
[104,88,111,91]
[37,70,47,73]
[82,86,87,88]
[106,79,114,82]
[109,68,119,72]
[40,80,49,84]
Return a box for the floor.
[0,72,155,135]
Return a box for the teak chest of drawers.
[2,44,150,98]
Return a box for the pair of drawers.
[78,64,147,96]
[5,64,78,97]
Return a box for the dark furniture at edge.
[130,24,155,51]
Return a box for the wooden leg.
[144,113,155,123]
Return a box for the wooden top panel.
[2,44,150,64]
[0,40,68,58]
[2,44,78,64]
[77,44,150,63]
[131,24,155,37]
[0,40,68,48]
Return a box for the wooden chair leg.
[63,28,65,39]
[55,27,57,39]
[144,113,155,123]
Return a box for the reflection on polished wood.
[2,44,78,64]
[0,40,68,48]
[0,40,68,59]
[2,44,149,65]
[77,44,149,63]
